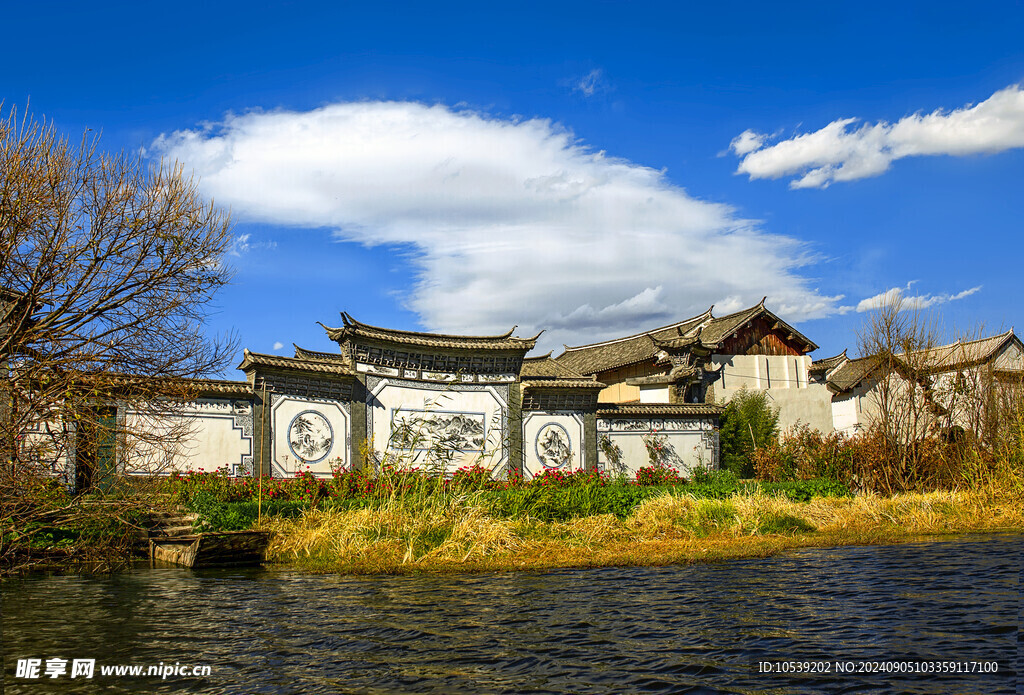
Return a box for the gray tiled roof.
[323,313,539,351]
[826,356,880,393]
[521,378,606,390]
[596,403,723,417]
[556,309,713,375]
[556,299,817,376]
[625,365,697,386]
[236,349,356,376]
[811,350,848,373]
[826,330,1023,394]
[692,302,766,345]
[189,379,254,397]
[293,344,347,361]
[654,299,818,352]
[905,330,1019,371]
[521,354,588,379]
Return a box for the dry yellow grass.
[259,487,1024,574]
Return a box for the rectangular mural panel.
[271,397,350,479]
[389,408,487,453]
[522,412,584,480]
[368,380,508,476]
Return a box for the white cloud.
[153,101,840,350]
[229,233,277,256]
[230,233,251,256]
[573,69,607,97]
[728,129,766,156]
[732,84,1024,188]
[855,283,981,313]
[272,341,284,351]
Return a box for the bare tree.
[0,105,236,493]
[857,294,1024,492]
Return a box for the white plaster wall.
[368,380,506,475]
[522,411,584,480]
[271,397,349,478]
[715,354,811,391]
[124,399,253,476]
[20,416,71,479]
[597,418,716,478]
[848,365,1014,436]
[762,384,835,434]
[831,391,863,435]
[713,354,834,433]
[831,377,903,437]
[994,341,1024,371]
[639,385,670,403]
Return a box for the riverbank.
[259,486,1024,574]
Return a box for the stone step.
[148,512,198,523]
[149,507,183,519]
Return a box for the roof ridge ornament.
[526,351,554,360]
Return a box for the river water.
[1,534,1020,694]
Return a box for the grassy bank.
[258,485,1024,574]
[0,478,154,575]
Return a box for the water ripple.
[1,534,1019,694]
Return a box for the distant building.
[556,298,835,434]
[816,330,1024,436]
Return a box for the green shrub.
[187,494,310,532]
[484,484,661,521]
[757,512,816,534]
[758,478,851,502]
[719,387,780,478]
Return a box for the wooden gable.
[720,316,807,356]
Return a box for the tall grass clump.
[751,423,1024,497]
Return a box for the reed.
[261,482,1023,574]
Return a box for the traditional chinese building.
[26,296,1021,488]
[555,298,835,434]
[814,329,1024,435]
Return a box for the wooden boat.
[149,530,270,568]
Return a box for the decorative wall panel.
[596,416,716,477]
[123,398,254,476]
[270,396,350,478]
[522,412,584,480]
[367,378,508,475]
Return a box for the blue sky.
[4,1,1023,372]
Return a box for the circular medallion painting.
[287,411,334,463]
[535,423,572,469]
